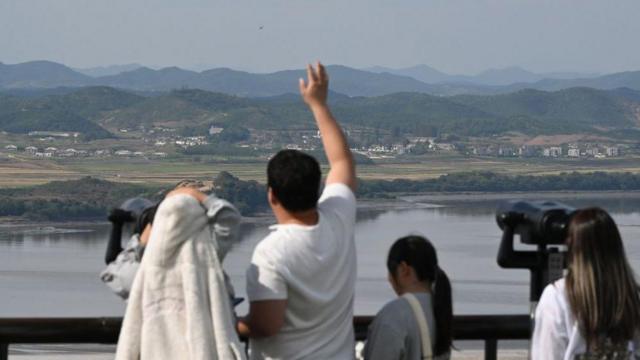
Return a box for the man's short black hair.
[267,149,321,212]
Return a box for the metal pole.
[484,339,497,360]
[0,342,8,360]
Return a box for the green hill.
[0,107,113,140]
[331,92,502,136]
[0,177,161,221]
[0,94,114,139]
[48,86,145,119]
[451,88,634,129]
[2,85,638,139]
[0,61,92,88]
[102,90,222,129]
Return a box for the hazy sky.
[1,0,639,74]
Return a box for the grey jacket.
[101,194,241,300]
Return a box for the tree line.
[2,171,640,221]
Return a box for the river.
[1,192,639,317]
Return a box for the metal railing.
[0,315,530,360]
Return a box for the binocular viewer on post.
[495,200,576,307]
[496,200,575,246]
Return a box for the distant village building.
[585,147,600,157]
[485,145,499,157]
[605,146,619,157]
[498,146,516,157]
[518,146,537,157]
[209,126,224,136]
[543,147,562,158]
[43,147,57,157]
[115,150,132,156]
[25,146,38,154]
[4,145,17,151]
[567,148,580,158]
[472,146,489,156]
[60,149,78,157]
[435,143,455,152]
[392,144,406,155]
[408,137,432,143]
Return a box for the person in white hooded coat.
[115,187,246,360]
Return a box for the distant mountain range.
[1,60,639,97]
[74,63,143,77]
[0,61,92,88]
[1,85,638,140]
[367,65,598,86]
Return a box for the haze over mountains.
[367,65,598,86]
[1,60,639,97]
[74,64,144,78]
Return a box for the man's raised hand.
[299,62,328,108]
[298,61,356,191]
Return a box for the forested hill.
[1,86,639,138]
[0,177,161,221]
[3,172,640,221]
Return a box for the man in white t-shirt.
[237,62,358,360]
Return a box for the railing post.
[484,339,497,360]
[0,342,8,360]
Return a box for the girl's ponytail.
[433,267,453,356]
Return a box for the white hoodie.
[115,194,246,360]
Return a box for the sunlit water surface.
[1,194,639,317]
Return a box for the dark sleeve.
[104,209,132,264]
[364,317,406,360]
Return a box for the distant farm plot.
[2,154,640,188]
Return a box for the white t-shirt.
[532,278,640,360]
[246,183,357,360]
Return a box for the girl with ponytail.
[364,235,453,360]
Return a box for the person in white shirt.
[236,62,357,360]
[532,207,640,360]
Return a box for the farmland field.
[3,153,640,188]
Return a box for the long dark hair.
[387,235,453,356]
[566,208,640,350]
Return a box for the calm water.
[1,194,639,317]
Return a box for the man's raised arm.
[299,62,356,191]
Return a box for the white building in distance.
[543,147,562,157]
[605,146,619,157]
[567,148,580,157]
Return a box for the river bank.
[2,189,640,229]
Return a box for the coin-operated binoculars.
[496,200,575,316]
